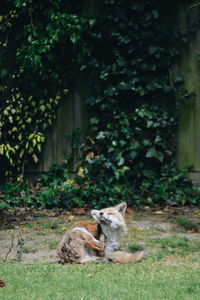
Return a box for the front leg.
[97,234,105,256]
[85,233,105,251]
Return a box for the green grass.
[1,213,200,299]
[174,216,198,231]
[0,261,200,300]
[47,240,59,249]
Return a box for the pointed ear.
[115,202,127,216]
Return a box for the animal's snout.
[100,212,104,216]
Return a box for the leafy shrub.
[39,164,69,187]
[77,104,200,207]
[0,183,31,209]
[34,181,84,209]
[1,0,200,209]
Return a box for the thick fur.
[57,221,106,263]
[91,202,145,263]
[57,202,145,264]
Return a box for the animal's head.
[91,202,127,233]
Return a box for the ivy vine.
[0,0,199,206]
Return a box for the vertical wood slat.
[177,3,200,171]
[25,90,89,179]
[193,30,200,171]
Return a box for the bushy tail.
[107,250,146,264]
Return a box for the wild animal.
[57,221,105,263]
[91,202,145,263]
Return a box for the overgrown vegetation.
[0,0,200,209]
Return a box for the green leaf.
[118,156,125,166]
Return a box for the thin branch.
[169,69,175,91]
[5,234,15,260]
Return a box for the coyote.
[57,202,145,263]
[91,202,145,263]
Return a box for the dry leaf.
[130,227,143,232]
[43,211,57,217]
[126,208,134,214]
[58,215,68,222]
[144,206,150,210]
[68,215,75,222]
[194,211,200,216]
[61,211,69,215]
[0,278,6,288]
[72,208,87,215]
[77,167,85,178]
[153,210,165,215]
[86,273,95,278]
[170,210,178,214]
[86,152,94,159]
[61,227,68,231]
[186,229,199,234]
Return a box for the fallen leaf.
[0,278,6,288]
[58,215,68,222]
[169,209,178,214]
[126,208,134,214]
[68,215,75,222]
[61,227,68,231]
[77,167,85,178]
[153,210,165,215]
[72,208,87,215]
[66,179,76,185]
[43,211,57,217]
[144,206,150,210]
[86,152,94,159]
[86,273,95,278]
[130,227,143,232]
[61,211,69,215]
[186,229,199,234]
[194,211,200,216]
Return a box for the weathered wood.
[25,90,89,179]
[177,3,200,173]
[55,94,74,168]
[188,172,200,186]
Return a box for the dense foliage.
[0,0,200,209]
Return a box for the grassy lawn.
[1,259,200,300]
[1,210,200,299]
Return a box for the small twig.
[20,150,28,184]
[16,231,25,262]
[29,0,34,27]
[5,234,15,260]
[169,69,175,91]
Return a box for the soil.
[0,207,200,263]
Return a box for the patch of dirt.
[0,207,200,263]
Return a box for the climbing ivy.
[0,0,199,206]
[73,0,199,206]
[72,0,199,206]
[0,0,84,180]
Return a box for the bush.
[1,0,200,209]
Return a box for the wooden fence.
[25,88,89,181]
[177,2,200,185]
[26,2,200,185]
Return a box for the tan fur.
[57,221,105,263]
[57,202,146,264]
[91,202,146,263]
[71,221,99,239]
[106,250,145,263]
